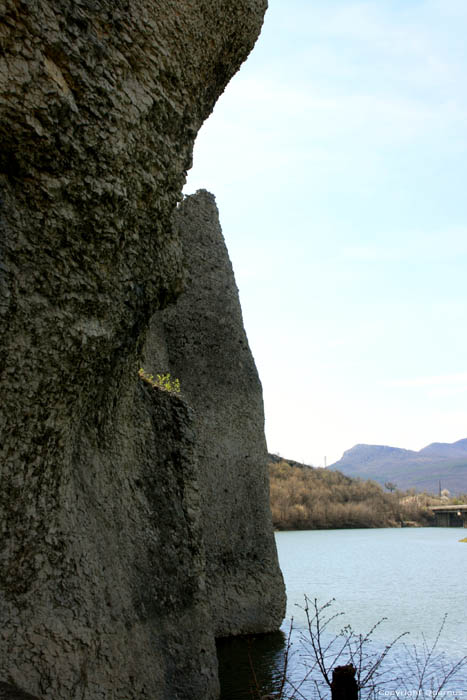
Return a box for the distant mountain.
[329,438,467,494]
[419,438,467,458]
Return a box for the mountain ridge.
[329,438,467,494]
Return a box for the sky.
[184,0,467,466]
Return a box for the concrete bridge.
[430,505,467,527]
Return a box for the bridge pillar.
[435,511,449,527]
[434,510,466,527]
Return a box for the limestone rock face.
[0,1,272,698]
[144,191,286,637]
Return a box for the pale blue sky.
[185,0,467,466]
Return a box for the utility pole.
[324,456,327,468]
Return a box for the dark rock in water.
[144,191,286,636]
[330,665,358,700]
[0,1,284,699]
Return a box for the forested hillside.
[268,458,454,530]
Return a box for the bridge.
[430,505,467,527]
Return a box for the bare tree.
[249,599,467,700]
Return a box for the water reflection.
[218,624,467,700]
[217,631,287,699]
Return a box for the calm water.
[218,528,467,699]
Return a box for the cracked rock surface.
[0,1,285,698]
[144,191,286,638]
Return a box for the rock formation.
[143,190,286,637]
[0,682,42,700]
[0,1,285,699]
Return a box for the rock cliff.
[0,1,285,699]
[143,190,285,637]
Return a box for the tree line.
[268,458,466,530]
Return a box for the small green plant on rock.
[138,368,181,393]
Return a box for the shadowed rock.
[0,1,272,698]
[0,683,42,700]
[144,191,286,636]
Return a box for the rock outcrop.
[144,190,286,637]
[0,1,286,699]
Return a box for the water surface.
[218,528,467,698]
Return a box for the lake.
[218,528,467,699]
